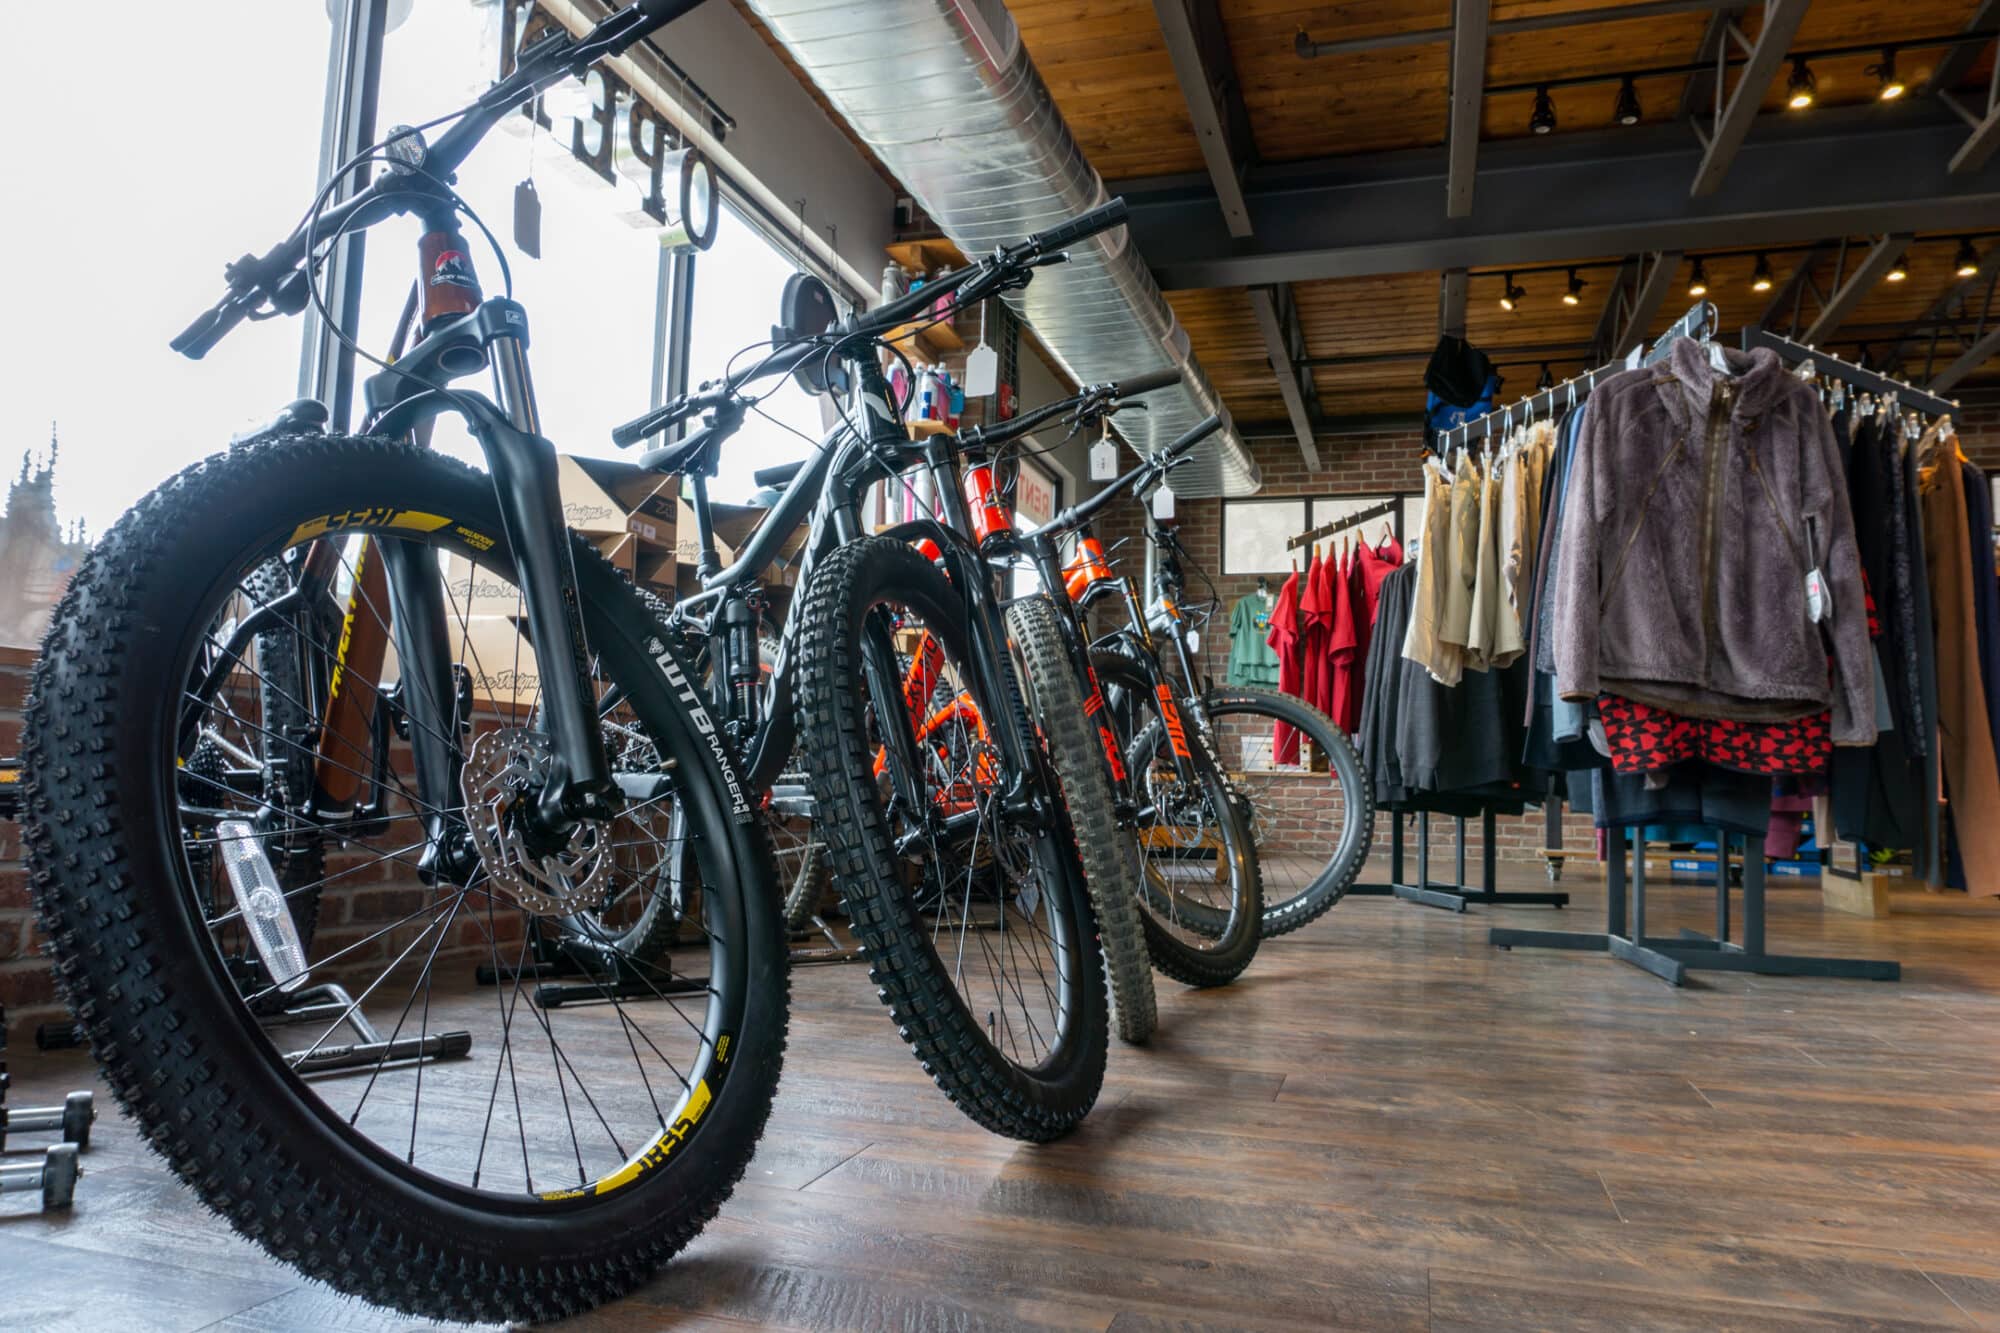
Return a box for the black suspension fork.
[378,539,467,877]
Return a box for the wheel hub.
[460,727,611,917]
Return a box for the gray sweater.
[1552,338,1875,745]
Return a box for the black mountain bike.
[1133,505,1375,935]
[610,209,1155,1136]
[12,0,1101,1316]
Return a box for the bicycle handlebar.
[1041,412,1222,537]
[173,0,704,359]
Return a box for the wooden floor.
[7,864,2000,1331]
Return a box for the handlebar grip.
[1026,197,1128,256]
[1164,413,1224,461]
[170,299,251,361]
[1112,368,1181,399]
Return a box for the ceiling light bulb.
[1787,58,1816,110]
[1530,86,1557,135]
[1871,49,1905,100]
[1614,76,1642,127]
[1499,274,1523,311]
[1751,253,1774,292]
[1563,269,1585,306]
[1955,237,1981,278]
[1886,259,1908,282]
[1687,258,1709,298]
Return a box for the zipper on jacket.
[1699,381,1734,685]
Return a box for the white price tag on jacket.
[1090,439,1118,480]
[1152,484,1176,520]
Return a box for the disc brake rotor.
[461,727,612,916]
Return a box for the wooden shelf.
[886,319,964,363]
[886,237,967,273]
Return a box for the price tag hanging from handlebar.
[1089,418,1118,481]
[1151,478,1176,521]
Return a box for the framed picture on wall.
[1220,498,1307,574]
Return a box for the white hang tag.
[1090,438,1118,481]
[963,342,999,398]
[1186,630,1200,654]
[963,305,998,398]
[1805,567,1831,623]
[1152,484,1176,521]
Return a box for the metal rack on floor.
[1351,807,1569,913]
[1490,828,1901,985]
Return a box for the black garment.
[1848,415,1922,740]
[1425,335,1498,407]
[1907,422,1943,880]
[1959,459,2000,769]
[1359,563,1415,807]
[1592,762,1772,838]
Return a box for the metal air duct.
[742,0,1261,495]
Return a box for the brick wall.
[1100,393,2000,872]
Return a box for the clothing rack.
[1286,496,1400,551]
[1740,327,1959,420]
[1491,829,1900,985]
[1350,808,1570,912]
[1436,300,1720,452]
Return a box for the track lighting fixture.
[1751,253,1774,293]
[1499,274,1525,311]
[1563,269,1585,306]
[1537,363,1555,390]
[1530,86,1556,135]
[1956,237,1981,278]
[1868,48,1906,101]
[1613,76,1641,127]
[1886,256,1908,282]
[1687,258,1709,298]
[1786,57,1816,110]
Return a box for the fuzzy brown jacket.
[1552,339,1875,744]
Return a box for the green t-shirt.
[1228,592,1281,687]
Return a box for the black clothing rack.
[1740,327,1960,419]
[1287,495,1400,551]
[1491,829,1901,985]
[1350,808,1570,912]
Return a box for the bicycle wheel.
[23,435,787,1324]
[241,558,333,949]
[795,536,1106,1140]
[1005,596,1156,1044]
[1093,648,1263,988]
[1196,687,1374,936]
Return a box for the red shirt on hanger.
[1299,549,1331,716]
[1265,568,1304,763]
[1329,545,1361,732]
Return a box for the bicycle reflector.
[217,820,311,993]
[660,148,718,253]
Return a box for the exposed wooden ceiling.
[738,0,2000,440]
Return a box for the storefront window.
[0,2,335,644]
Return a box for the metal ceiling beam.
[1882,244,2000,376]
[1677,9,1736,118]
[1446,0,1490,218]
[1615,251,1685,358]
[1687,0,1812,197]
[1439,268,1469,336]
[1948,98,2000,175]
[1799,234,1912,345]
[1926,0,1999,93]
[1247,286,1322,469]
[1755,240,1835,330]
[1150,0,1256,237]
[1297,0,1748,58]
[1589,257,1642,360]
[1118,112,2000,290]
[1931,322,2000,392]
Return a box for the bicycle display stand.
[261,982,474,1075]
[1490,828,1901,985]
[476,920,712,1010]
[1350,809,1570,912]
[789,915,866,966]
[1,1001,93,1212]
